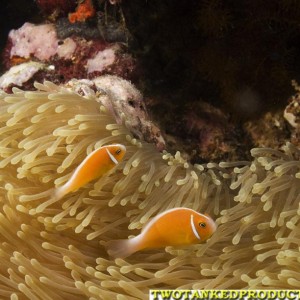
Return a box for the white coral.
[66,76,166,150]
[0,62,46,89]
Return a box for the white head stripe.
[190,214,201,240]
[106,148,119,165]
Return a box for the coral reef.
[66,76,165,150]
[149,99,250,163]
[244,111,291,150]
[284,99,300,129]
[2,21,137,92]
[3,0,298,162]
[284,81,300,146]
[0,81,299,299]
[244,81,300,151]
[3,0,300,102]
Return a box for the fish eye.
[199,222,206,228]
[115,149,121,155]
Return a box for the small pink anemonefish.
[54,144,126,201]
[106,207,217,258]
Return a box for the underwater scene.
[0,0,300,299]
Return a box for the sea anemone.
[0,80,299,299]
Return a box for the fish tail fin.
[34,186,66,214]
[106,237,140,259]
[53,185,69,202]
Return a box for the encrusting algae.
[0,79,299,299]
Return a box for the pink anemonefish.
[54,144,126,201]
[106,207,217,258]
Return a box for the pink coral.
[87,47,117,74]
[9,23,58,61]
[57,37,77,59]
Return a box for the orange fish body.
[55,144,126,200]
[106,207,217,258]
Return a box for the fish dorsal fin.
[106,147,118,165]
[190,214,201,240]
